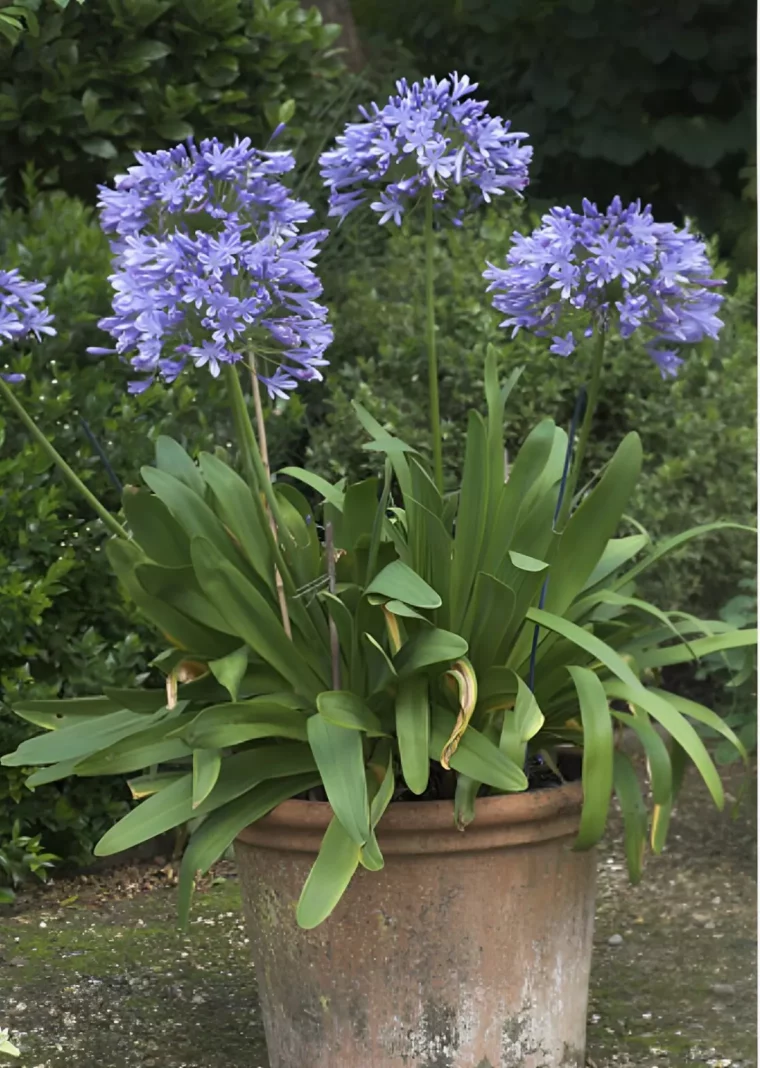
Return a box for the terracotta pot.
[235,782,596,1068]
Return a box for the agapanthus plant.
[484,196,726,525]
[320,74,532,491]
[0,268,55,382]
[90,137,332,399]
[319,73,532,225]
[483,196,724,377]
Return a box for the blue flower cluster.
[484,197,724,376]
[90,137,332,397]
[0,268,56,383]
[319,73,532,226]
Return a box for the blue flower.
[484,197,725,376]
[319,73,532,225]
[0,269,56,382]
[90,137,332,396]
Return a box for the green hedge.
[0,0,344,200]
[308,205,757,615]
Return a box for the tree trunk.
[309,0,365,72]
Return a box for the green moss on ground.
[0,767,755,1068]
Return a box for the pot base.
[236,784,596,1068]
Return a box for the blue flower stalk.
[90,137,332,398]
[90,136,336,633]
[485,195,725,519]
[320,72,532,492]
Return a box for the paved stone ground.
[0,763,755,1068]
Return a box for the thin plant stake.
[248,352,292,640]
[325,520,342,691]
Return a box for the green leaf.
[613,750,648,883]
[136,564,237,636]
[339,478,379,551]
[634,629,758,669]
[508,551,549,573]
[26,758,87,787]
[609,709,672,805]
[141,467,240,569]
[499,672,544,768]
[651,739,687,853]
[81,137,117,158]
[611,522,756,591]
[181,699,309,748]
[2,709,148,767]
[546,433,642,616]
[394,628,468,679]
[465,572,516,674]
[107,540,237,658]
[198,452,275,592]
[648,688,749,764]
[351,400,413,501]
[279,466,345,510]
[316,691,386,735]
[365,559,441,609]
[395,675,430,795]
[307,716,370,846]
[209,647,249,701]
[481,418,556,574]
[450,411,488,630]
[96,744,316,856]
[155,436,205,497]
[13,695,117,730]
[74,711,193,775]
[296,815,361,929]
[369,744,395,828]
[178,772,319,926]
[430,707,527,791]
[122,489,191,568]
[581,534,649,592]
[191,537,325,697]
[573,590,697,659]
[604,681,723,810]
[193,749,221,809]
[102,688,169,714]
[568,666,613,850]
[453,773,479,830]
[523,607,641,689]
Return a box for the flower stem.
[0,376,127,540]
[424,187,444,493]
[223,361,296,600]
[247,352,292,640]
[558,330,606,527]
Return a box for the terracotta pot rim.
[236,780,583,854]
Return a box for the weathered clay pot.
[235,782,595,1068]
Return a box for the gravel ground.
[0,762,755,1068]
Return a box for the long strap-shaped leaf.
[296,816,361,930]
[307,715,371,846]
[604,680,724,809]
[191,536,327,697]
[545,433,643,617]
[94,743,316,857]
[633,628,757,669]
[522,607,641,688]
[613,750,648,883]
[177,771,320,927]
[609,521,756,591]
[568,666,614,850]
[395,675,431,795]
